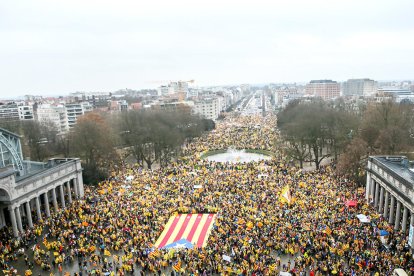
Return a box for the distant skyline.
[1,0,413,98]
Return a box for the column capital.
[8,203,20,211]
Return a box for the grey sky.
[1,0,413,98]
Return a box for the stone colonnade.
[8,178,81,237]
[366,171,414,249]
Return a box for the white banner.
[409,225,414,247]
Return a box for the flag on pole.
[149,250,160,259]
[173,260,181,272]
[279,185,292,204]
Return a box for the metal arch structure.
[0,128,24,174]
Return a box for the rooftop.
[309,80,337,84]
[371,156,414,188]
[16,159,76,182]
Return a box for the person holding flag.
[279,184,292,205]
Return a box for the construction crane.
[184,79,195,84]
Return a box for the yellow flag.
[279,185,291,204]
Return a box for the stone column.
[402,206,409,233]
[59,185,66,209]
[379,186,384,213]
[25,202,33,228]
[374,182,380,207]
[73,179,79,199]
[51,188,58,212]
[76,174,84,198]
[35,196,42,221]
[8,206,18,237]
[15,206,23,233]
[410,214,414,250]
[370,178,375,202]
[66,181,72,204]
[43,192,51,217]
[395,201,402,231]
[366,172,372,202]
[383,191,389,219]
[389,196,395,224]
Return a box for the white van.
[393,268,408,276]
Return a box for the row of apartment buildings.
[275,79,414,108]
[0,102,94,133]
[0,84,244,133]
[304,79,378,100]
[0,103,34,121]
[150,86,243,120]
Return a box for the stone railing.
[6,159,82,203]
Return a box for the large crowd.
[0,114,413,276]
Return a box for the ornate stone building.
[366,156,414,249]
[0,128,84,237]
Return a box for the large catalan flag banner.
[155,213,217,249]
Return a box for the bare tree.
[70,112,118,184]
[336,137,368,182]
[119,109,206,169]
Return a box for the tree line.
[0,110,214,184]
[277,99,414,183]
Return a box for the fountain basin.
[201,149,272,163]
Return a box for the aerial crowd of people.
[0,114,413,275]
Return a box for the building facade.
[0,127,84,237]
[343,78,377,97]
[193,97,221,120]
[65,102,93,128]
[306,80,340,100]
[18,105,34,120]
[37,104,69,133]
[0,103,34,121]
[109,100,128,111]
[377,88,414,103]
[157,85,169,96]
[0,103,19,121]
[366,156,414,249]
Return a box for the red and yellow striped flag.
[149,250,160,259]
[173,260,181,272]
[155,214,217,248]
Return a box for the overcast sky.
[1,0,413,98]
